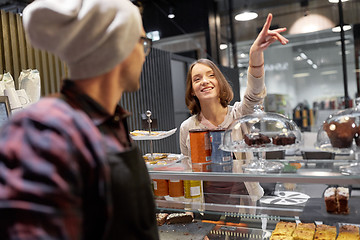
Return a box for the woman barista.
[180,13,289,205]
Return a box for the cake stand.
[130,110,177,161]
[220,105,302,173]
[315,99,360,175]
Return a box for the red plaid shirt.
[0,80,133,240]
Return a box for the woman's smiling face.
[191,63,219,102]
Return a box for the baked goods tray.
[158,220,215,240]
[130,128,177,140]
[208,225,272,239]
[145,153,184,170]
[300,197,360,225]
[159,221,273,240]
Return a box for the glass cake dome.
[220,105,302,153]
[315,98,360,175]
[315,102,360,154]
[220,105,302,173]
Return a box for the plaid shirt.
[0,80,133,240]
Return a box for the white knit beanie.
[22,0,143,80]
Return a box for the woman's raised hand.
[251,13,289,53]
[248,13,288,77]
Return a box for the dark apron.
[58,94,158,240]
[104,147,159,240]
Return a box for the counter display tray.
[158,220,215,240]
[299,197,360,225]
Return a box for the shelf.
[149,159,360,184]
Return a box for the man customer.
[0,0,158,239]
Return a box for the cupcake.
[323,117,356,148]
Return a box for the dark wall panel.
[122,48,177,155]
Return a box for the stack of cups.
[209,129,233,172]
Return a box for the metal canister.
[184,180,202,199]
[190,129,211,163]
[211,162,233,172]
[191,162,211,172]
[209,129,232,164]
[153,179,168,196]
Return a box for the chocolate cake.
[272,132,296,146]
[156,213,168,226]
[337,187,349,214]
[166,213,193,224]
[244,132,271,146]
[324,187,349,214]
[324,187,337,213]
[323,118,356,148]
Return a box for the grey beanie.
[22,0,143,80]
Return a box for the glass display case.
[149,156,360,239]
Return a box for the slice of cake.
[336,187,349,214]
[244,132,271,146]
[324,187,350,214]
[156,213,168,226]
[272,132,296,146]
[314,224,336,240]
[296,223,316,231]
[336,225,359,240]
[292,223,315,240]
[292,230,315,240]
[271,221,296,236]
[166,212,193,224]
[270,235,294,240]
[324,187,337,213]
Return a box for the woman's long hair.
[185,59,234,115]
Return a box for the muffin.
[323,117,356,148]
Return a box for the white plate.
[145,153,183,170]
[130,128,177,140]
[260,191,310,205]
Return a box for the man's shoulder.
[9,97,95,133]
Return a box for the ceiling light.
[328,0,349,3]
[332,24,351,32]
[293,73,310,78]
[239,53,248,58]
[146,31,160,41]
[312,64,318,69]
[235,12,258,21]
[300,52,308,59]
[220,44,228,50]
[307,59,313,65]
[167,7,175,19]
[335,39,351,46]
[338,50,350,55]
[321,70,338,75]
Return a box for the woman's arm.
[248,13,289,78]
[180,121,190,156]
